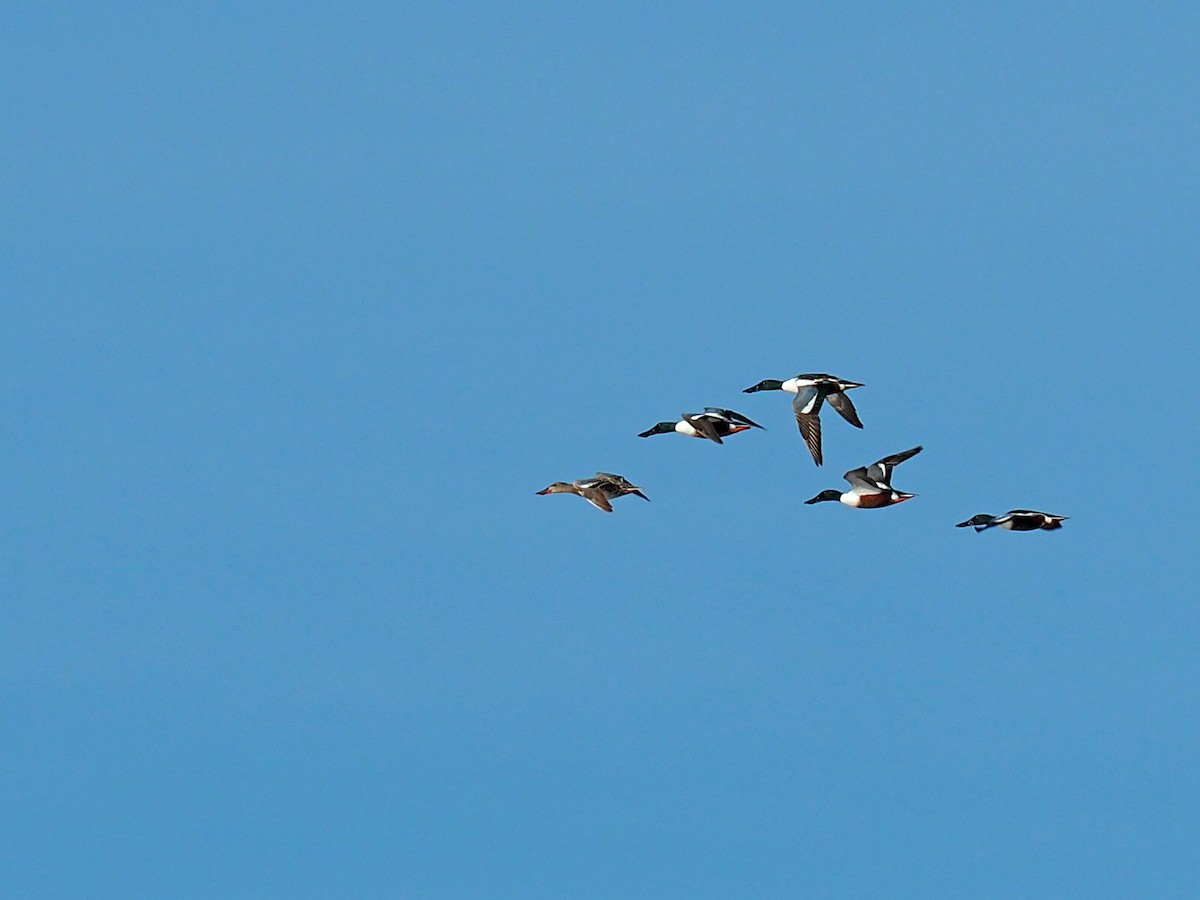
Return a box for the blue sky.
[4,4,1199,896]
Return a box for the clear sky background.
[4,4,1199,897]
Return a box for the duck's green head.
[955,514,993,528]
[638,422,676,437]
[743,379,784,393]
[804,490,843,504]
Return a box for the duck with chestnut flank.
[804,446,923,509]
[956,510,1067,532]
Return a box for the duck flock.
[537,372,1067,533]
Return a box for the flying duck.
[804,445,923,508]
[535,472,650,512]
[956,510,1067,532]
[742,373,864,465]
[638,408,764,444]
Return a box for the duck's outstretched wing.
[793,411,822,465]
[792,385,825,416]
[791,387,826,464]
[864,445,923,487]
[685,414,724,443]
[577,486,613,512]
[826,390,864,428]
[842,465,880,492]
